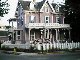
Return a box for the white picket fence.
[1,40,80,50]
[1,40,30,49]
[33,41,80,50]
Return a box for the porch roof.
[25,23,71,29]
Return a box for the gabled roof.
[59,4,65,13]
[17,0,64,13]
[51,3,65,13]
[35,0,46,10]
[18,0,47,11]
[19,1,31,10]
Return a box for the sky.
[0,0,65,26]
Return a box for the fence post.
[78,42,79,48]
[53,42,56,49]
[50,43,52,49]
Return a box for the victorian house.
[14,0,71,44]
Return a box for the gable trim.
[40,0,55,13]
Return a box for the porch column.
[56,29,58,41]
[47,29,49,39]
[58,29,60,40]
[12,20,14,43]
[50,29,53,43]
[29,29,31,41]
[44,29,46,39]
[69,29,71,41]
[34,31,35,40]
[64,29,66,40]
[15,30,17,43]
[16,31,17,43]
[40,29,43,39]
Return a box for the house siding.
[14,0,71,44]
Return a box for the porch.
[25,23,71,44]
[27,28,71,44]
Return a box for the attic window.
[44,4,49,12]
[56,17,60,23]
[45,7,49,12]
[55,6,59,12]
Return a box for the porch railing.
[32,41,80,50]
[26,23,70,28]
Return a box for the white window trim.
[45,16,49,23]
[30,31,35,41]
[56,17,59,23]
[55,5,59,12]
[29,15,35,23]
[45,7,49,13]
[16,31,21,40]
[31,15,35,21]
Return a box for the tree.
[0,0,9,17]
[64,0,80,42]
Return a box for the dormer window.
[55,5,59,12]
[45,16,49,23]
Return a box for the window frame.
[45,7,49,13]
[55,5,59,12]
[45,16,50,23]
[29,15,36,23]
[16,31,21,40]
[56,16,60,23]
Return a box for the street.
[0,52,80,60]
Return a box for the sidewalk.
[0,50,80,56]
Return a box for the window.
[29,15,36,23]
[21,20,23,25]
[30,31,35,41]
[17,31,21,40]
[55,5,59,12]
[21,17,23,25]
[17,31,20,35]
[45,7,49,12]
[18,36,20,40]
[44,3,49,12]
[45,16,49,23]
[56,17,60,23]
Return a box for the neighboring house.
[9,18,17,29]
[8,18,17,44]
[0,21,9,43]
[13,0,71,44]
